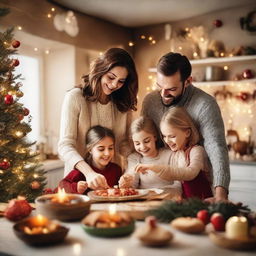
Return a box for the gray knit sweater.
[141,84,230,190]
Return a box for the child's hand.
[86,173,110,190]
[135,164,156,174]
[118,174,134,188]
[77,181,88,194]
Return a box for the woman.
[58,48,138,190]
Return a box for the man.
[141,52,230,202]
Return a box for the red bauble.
[242,69,254,79]
[210,213,225,231]
[18,114,24,121]
[0,160,10,170]
[4,94,14,105]
[23,108,30,116]
[4,197,33,221]
[12,59,20,67]
[12,40,21,48]
[197,210,210,225]
[30,181,40,190]
[213,19,223,28]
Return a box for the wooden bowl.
[82,220,135,237]
[209,231,256,251]
[13,218,69,246]
[35,194,91,221]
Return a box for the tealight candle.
[225,216,248,240]
[51,188,70,204]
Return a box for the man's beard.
[161,92,183,107]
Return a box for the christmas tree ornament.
[17,114,24,121]
[4,197,33,221]
[31,181,40,190]
[11,59,20,67]
[23,107,30,116]
[213,19,223,28]
[0,159,10,170]
[4,94,14,104]
[16,90,24,97]
[12,40,20,48]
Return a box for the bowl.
[82,220,135,237]
[35,194,91,221]
[13,217,69,246]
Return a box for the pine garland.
[147,198,251,223]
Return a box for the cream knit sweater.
[58,88,132,176]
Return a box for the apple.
[197,210,210,225]
[210,213,225,231]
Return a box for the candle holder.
[13,216,69,246]
[35,193,91,221]
[81,206,135,237]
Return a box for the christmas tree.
[0,8,46,202]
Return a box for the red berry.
[210,213,225,231]
[23,108,30,116]
[197,210,210,225]
[12,59,20,67]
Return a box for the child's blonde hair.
[160,107,200,147]
[130,116,160,147]
[85,125,115,161]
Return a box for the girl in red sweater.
[59,125,122,194]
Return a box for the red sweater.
[59,162,122,194]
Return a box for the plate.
[82,221,135,237]
[87,189,149,202]
[209,231,256,251]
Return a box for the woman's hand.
[86,172,110,190]
[135,164,156,174]
[77,181,88,194]
[118,174,134,188]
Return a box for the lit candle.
[225,216,248,240]
[52,188,70,203]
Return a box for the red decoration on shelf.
[23,108,30,116]
[11,59,20,67]
[31,181,40,190]
[242,69,254,79]
[4,197,33,221]
[213,19,223,28]
[0,160,11,170]
[236,92,250,102]
[4,94,14,105]
[12,40,21,48]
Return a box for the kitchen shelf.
[193,78,256,87]
[148,55,256,72]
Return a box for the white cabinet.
[229,162,256,210]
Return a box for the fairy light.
[148,75,153,80]
[224,66,228,70]
[47,13,52,18]
[140,35,146,39]
[220,52,225,57]
[128,41,134,47]
[151,40,156,44]
[51,7,55,12]
[14,130,24,138]
[193,52,198,58]
[148,36,153,41]
[33,173,39,178]
[34,47,38,52]
[99,52,103,56]
[17,26,22,30]
[45,49,50,54]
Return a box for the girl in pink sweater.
[136,107,213,199]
